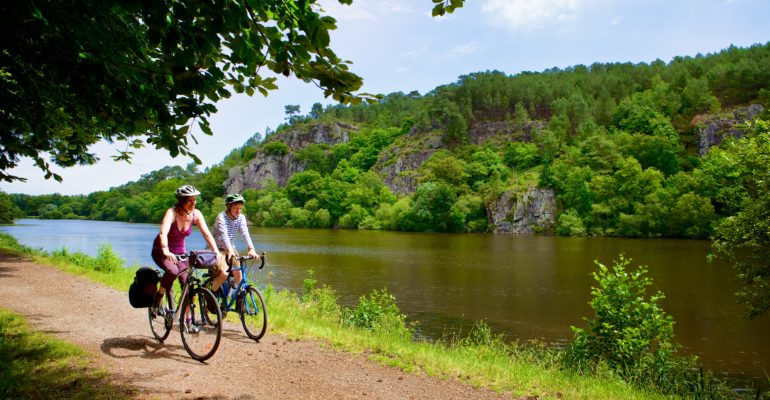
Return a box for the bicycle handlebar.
[237,252,267,269]
[174,251,267,270]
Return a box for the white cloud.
[451,41,481,55]
[318,0,415,22]
[383,1,415,14]
[399,46,429,59]
[481,0,596,32]
[318,1,376,21]
[609,15,622,25]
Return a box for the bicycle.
[148,252,223,362]
[204,253,268,341]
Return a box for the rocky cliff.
[486,188,556,234]
[695,104,764,156]
[224,122,357,194]
[372,129,444,195]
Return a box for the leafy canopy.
[0,0,464,182]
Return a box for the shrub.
[565,255,696,393]
[262,140,290,157]
[345,288,409,337]
[556,208,587,236]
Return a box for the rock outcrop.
[373,130,444,195]
[224,122,357,194]
[224,153,305,194]
[486,188,556,234]
[695,104,764,156]
[468,120,544,146]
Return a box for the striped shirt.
[212,211,254,252]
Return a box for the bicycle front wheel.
[240,286,267,341]
[180,287,222,362]
[148,290,173,342]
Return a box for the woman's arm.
[195,210,221,256]
[238,215,258,257]
[159,208,175,260]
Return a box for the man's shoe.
[236,292,244,312]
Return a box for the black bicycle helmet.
[225,193,245,205]
[175,185,201,198]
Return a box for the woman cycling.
[150,185,225,332]
[211,193,260,299]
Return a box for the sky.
[3,0,770,196]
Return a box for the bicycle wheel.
[240,286,267,341]
[148,290,173,342]
[180,287,222,362]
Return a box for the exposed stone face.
[224,122,357,194]
[373,130,444,195]
[279,121,355,149]
[696,104,764,156]
[468,120,544,145]
[224,153,305,194]
[486,188,557,234]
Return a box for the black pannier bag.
[129,266,160,308]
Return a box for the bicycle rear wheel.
[148,290,173,341]
[239,286,267,341]
[180,287,222,362]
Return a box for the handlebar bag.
[190,250,217,268]
[129,266,160,308]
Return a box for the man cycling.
[210,193,260,304]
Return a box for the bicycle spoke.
[148,291,173,341]
[240,286,267,341]
[180,287,221,361]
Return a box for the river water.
[2,219,768,385]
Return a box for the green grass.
[264,287,669,400]
[0,308,134,399]
[0,232,675,399]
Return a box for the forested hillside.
[8,43,770,239]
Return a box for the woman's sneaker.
[151,292,164,313]
[185,319,201,334]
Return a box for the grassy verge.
[0,308,134,399]
[0,233,697,399]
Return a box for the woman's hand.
[163,248,175,262]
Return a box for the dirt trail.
[0,251,516,399]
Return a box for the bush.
[556,208,587,236]
[565,255,696,393]
[262,140,290,157]
[345,288,409,337]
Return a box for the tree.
[284,105,302,124]
[0,0,464,182]
[712,120,770,318]
[0,191,21,223]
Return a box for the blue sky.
[3,0,770,196]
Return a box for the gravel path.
[0,251,518,399]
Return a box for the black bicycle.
[148,252,223,362]
[204,253,268,341]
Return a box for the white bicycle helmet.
[175,185,201,197]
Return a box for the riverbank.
[0,232,686,399]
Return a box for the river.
[2,219,768,386]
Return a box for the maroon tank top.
[153,211,195,254]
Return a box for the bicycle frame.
[216,252,266,312]
[153,254,206,325]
